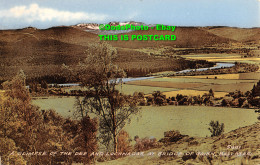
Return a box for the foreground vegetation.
[0,71,98,164]
[0,43,142,164]
[97,122,260,165]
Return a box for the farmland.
[182,53,260,64]
[31,97,259,139]
[126,74,259,94]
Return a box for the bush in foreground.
[208,120,224,137]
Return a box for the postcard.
[0,0,259,164]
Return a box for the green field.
[127,76,258,93]
[31,97,259,140]
[32,97,75,117]
[124,106,258,139]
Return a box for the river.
[176,62,235,74]
[49,62,235,87]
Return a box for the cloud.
[0,3,107,23]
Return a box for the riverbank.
[147,62,258,77]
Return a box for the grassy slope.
[97,122,260,165]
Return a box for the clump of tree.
[208,120,224,137]
[145,89,214,106]
[140,86,259,109]
[132,92,146,106]
[134,136,160,152]
[0,70,98,164]
[221,81,260,108]
[152,91,167,106]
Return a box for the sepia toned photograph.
[0,0,259,164]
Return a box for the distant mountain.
[72,23,99,31]
[72,21,149,34]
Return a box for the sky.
[0,0,259,29]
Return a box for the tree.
[73,116,98,164]
[72,42,139,153]
[209,89,214,97]
[0,71,76,164]
[221,99,229,106]
[208,120,224,137]
[0,71,43,163]
[0,137,27,165]
[152,91,167,106]
[252,81,260,97]
[73,96,98,164]
[41,80,48,90]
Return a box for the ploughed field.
[45,72,259,98]
[125,72,259,97]
[182,53,260,64]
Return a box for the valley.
[0,23,259,164]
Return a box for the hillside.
[97,122,260,165]
[202,26,260,43]
[109,27,233,48]
[0,25,258,81]
[0,27,93,80]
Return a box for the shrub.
[208,120,224,137]
[117,130,132,154]
[159,130,186,144]
[134,136,159,151]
